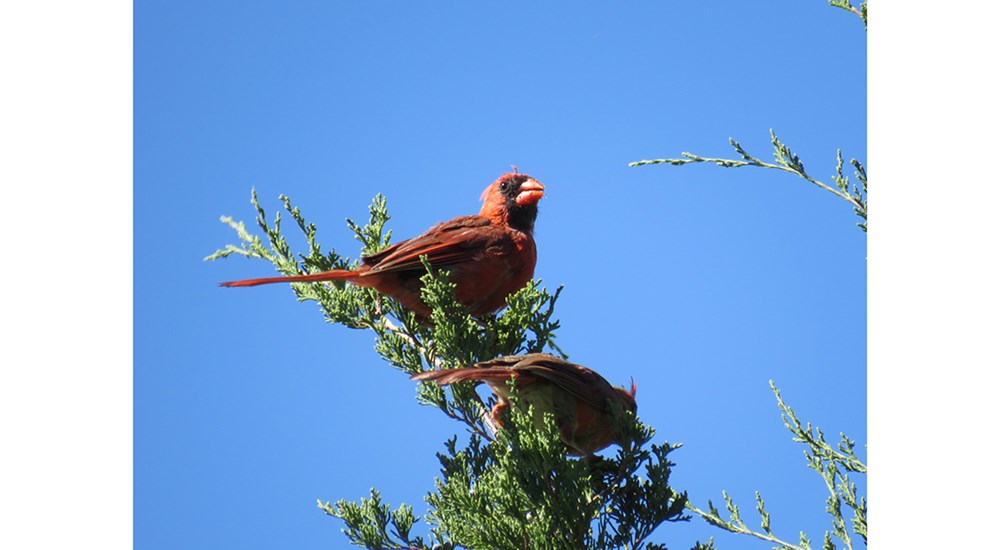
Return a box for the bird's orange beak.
[516,179,545,206]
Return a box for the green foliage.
[828,0,867,29]
[205,189,384,329]
[428,403,596,549]
[773,381,867,547]
[686,382,867,550]
[425,397,688,550]
[319,489,425,549]
[209,191,693,549]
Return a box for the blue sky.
[134,1,866,548]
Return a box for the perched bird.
[220,172,545,317]
[411,353,637,456]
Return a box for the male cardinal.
[220,172,545,318]
[411,353,637,456]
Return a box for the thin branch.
[828,0,867,28]
[630,140,863,213]
[686,502,804,550]
[630,132,867,232]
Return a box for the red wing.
[361,216,505,274]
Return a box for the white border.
[0,3,132,548]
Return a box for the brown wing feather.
[410,367,517,386]
[508,354,622,412]
[417,353,623,412]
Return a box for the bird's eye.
[499,181,509,191]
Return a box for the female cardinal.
[411,353,637,456]
[220,172,545,318]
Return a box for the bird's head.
[615,379,638,414]
[479,171,545,233]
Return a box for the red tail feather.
[219,269,357,288]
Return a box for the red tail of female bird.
[220,172,545,317]
[411,353,637,456]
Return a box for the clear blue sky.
[135,1,866,548]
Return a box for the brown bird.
[411,353,637,456]
[220,172,545,317]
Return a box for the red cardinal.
[411,353,637,456]
[220,172,545,318]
